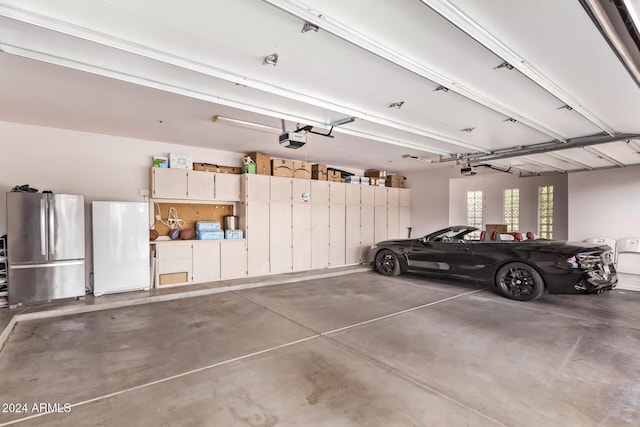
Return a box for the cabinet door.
[387,187,400,207]
[246,201,270,276]
[271,177,292,203]
[399,206,411,239]
[151,168,188,199]
[345,204,361,264]
[360,204,375,260]
[214,173,241,201]
[387,205,400,240]
[245,174,270,202]
[156,243,192,285]
[292,179,311,204]
[270,202,293,273]
[345,184,361,205]
[361,186,375,206]
[399,188,411,207]
[374,206,388,243]
[329,204,346,266]
[374,186,387,206]
[311,204,330,270]
[292,203,312,271]
[187,170,215,200]
[192,241,220,283]
[311,180,330,204]
[220,240,247,279]
[329,182,346,204]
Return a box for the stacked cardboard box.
[312,163,328,180]
[193,163,242,174]
[385,175,405,188]
[293,161,311,179]
[272,159,294,177]
[327,170,341,182]
[246,152,271,175]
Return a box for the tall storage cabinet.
[387,188,400,240]
[329,182,346,266]
[243,174,270,277]
[292,180,312,272]
[374,186,388,243]
[345,185,362,264]
[270,177,293,274]
[311,180,330,270]
[399,188,411,239]
[360,186,375,262]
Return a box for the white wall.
[403,165,460,237]
[448,171,568,239]
[568,165,640,241]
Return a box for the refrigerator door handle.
[40,198,47,256]
[48,199,55,255]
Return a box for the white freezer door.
[92,202,150,295]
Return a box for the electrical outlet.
[139,188,150,196]
[155,214,162,221]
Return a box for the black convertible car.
[369,226,617,301]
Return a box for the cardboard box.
[293,161,311,179]
[159,272,188,286]
[246,152,271,175]
[193,163,242,174]
[312,164,328,181]
[328,170,341,182]
[385,175,405,188]
[170,153,193,170]
[364,170,387,178]
[360,177,370,185]
[272,159,294,177]
[369,177,379,186]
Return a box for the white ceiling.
[1,0,640,174]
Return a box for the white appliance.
[92,201,150,296]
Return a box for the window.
[538,185,554,239]
[503,188,520,233]
[466,190,483,238]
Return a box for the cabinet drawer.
[157,257,191,275]
[156,243,192,260]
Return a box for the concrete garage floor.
[0,272,639,426]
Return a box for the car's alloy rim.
[377,253,395,273]
[502,267,536,296]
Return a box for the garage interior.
[1,0,640,426]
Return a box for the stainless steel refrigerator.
[7,192,85,306]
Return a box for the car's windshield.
[426,227,476,242]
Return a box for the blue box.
[196,221,221,232]
[225,230,244,239]
[197,231,225,240]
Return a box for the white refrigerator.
[92,201,150,296]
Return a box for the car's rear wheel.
[495,262,545,301]
[375,249,401,276]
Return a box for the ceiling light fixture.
[389,101,405,109]
[418,0,616,136]
[263,53,278,66]
[495,61,514,70]
[301,21,319,32]
[212,115,282,134]
[330,117,356,127]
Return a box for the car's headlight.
[370,245,378,251]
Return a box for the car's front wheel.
[375,249,401,276]
[495,262,545,301]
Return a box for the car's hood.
[373,238,416,247]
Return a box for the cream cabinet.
[155,242,193,286]
[151,168,188,199]
[310,181,330,270]
[150,168,241,202]
[345,204,361,264]
[245,201,270,276]
[329,201,346,266]
[360,204,375,261]
[270,201,293,274]
[292,180,312,272]
[214,173,241,201]
[220,240,247,280]
[192,241,221,283]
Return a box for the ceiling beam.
[518,162,638,178]
[439,132,640,163]
[261,0,569,142]
[544,152,594,170]
[419,0,617,136]
[582,145,625,166]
